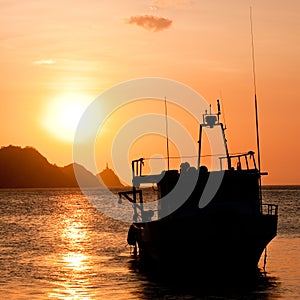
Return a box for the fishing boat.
[118,100,278,278]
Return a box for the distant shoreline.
[0,185,299,190]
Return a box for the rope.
[263,247,267,274]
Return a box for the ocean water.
[0,186,299,299]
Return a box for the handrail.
[261,203,278,216]
[219,151,257,171]
[132,158,144,177]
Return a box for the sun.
[41,93,93,142]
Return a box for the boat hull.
[132,213,277,276]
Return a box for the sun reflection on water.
[63,252,90,271]
[48,212,96,299]
[61,220,87,246]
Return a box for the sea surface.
[0,186,299,299]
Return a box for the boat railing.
[261,203,278,216]
[219,151,257,171]
[132,158,144,177]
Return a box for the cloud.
[33,59,56,65]
[126,15,172,32]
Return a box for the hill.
[0,145,122,188]
[98,163,124,188]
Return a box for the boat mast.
[164,96,170,171]
[250,7,262,202]
[250,7,261,173]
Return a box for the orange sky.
[1,0,299,185]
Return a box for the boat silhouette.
[119,100,278,278]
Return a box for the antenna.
[217,99,221,122]
[164,96,170,171]
[250,7,261,172]
[250,6,263,202]
[218,92,227,130]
